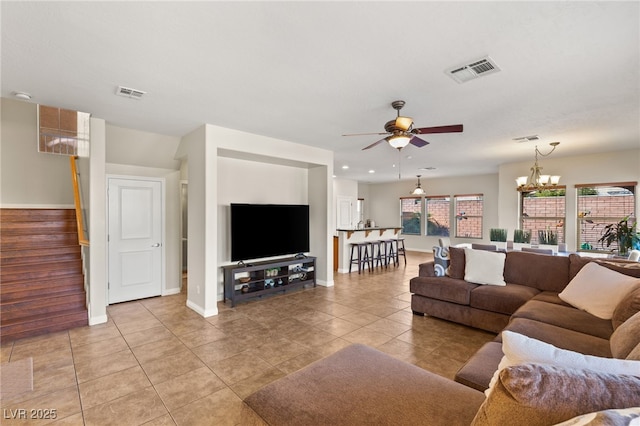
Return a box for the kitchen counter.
[335,227,403,273]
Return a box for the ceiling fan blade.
[342,132,389,137]
[362,138,387,150]
[395,116,413,131]
[415,124,464,134]
[409,136,430,148]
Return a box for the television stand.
[222,256,316,307]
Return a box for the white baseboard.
[316,279,334,287]
[88,314,108,326]
[186,300,218,318]
[162,288,181,296]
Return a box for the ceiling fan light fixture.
[411,175,426,195]
[388,133,411,149]
[395,116,413,131]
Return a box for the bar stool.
[371,240,386,268]
[349,242,373,273]
[397,238,407,265]
[383,239,398,267]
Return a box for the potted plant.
[538,229,558,245]
[489,228,507,242]
[513,229,532,244]
[597,216,638,256]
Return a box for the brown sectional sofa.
[410,247,640,391]
[247,248,640,425]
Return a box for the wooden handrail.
[70,156,89,246]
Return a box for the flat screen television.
[230,203,310,262]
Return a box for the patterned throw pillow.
[433,246,450,277]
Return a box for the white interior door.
[337,196,354,229]
[108,177,163,304]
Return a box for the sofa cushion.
[454,341,503,392]
[610,311,640,359]
[470,284,539,315]
[612,285,640,329]
[628,342,640,360]
[511,300,614,339]
[504,251,570,292]
[503,318,612,357]
[559,262,640,320]
[472,363,640,426]
[446,246,465,279]
[530,291,572,306]
[464,248,506,286]
[569,254,640,280]
[409,276,477,305]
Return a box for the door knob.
[151,243,161,247]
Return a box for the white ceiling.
[2,1,639,183]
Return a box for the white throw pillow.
[485,330,640,397]
[553,407,640,426]
[559,262,640,319]
[464,248,506,286]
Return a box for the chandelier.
[516,142,561,191]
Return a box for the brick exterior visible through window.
[426,196,450,236]
[576,184,636,252]
[520,188,566,244]
[400,197,422,235]
[455,194,483,239]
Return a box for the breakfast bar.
[335,227,402,273]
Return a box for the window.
[425,195,450,236]
[576,182,636,252]
[38,105,90,157]
[357,198,364,224]
[519,188,566,245]
[400,197,422,235]
[454,194,483,239]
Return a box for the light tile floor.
[1,251,495,425]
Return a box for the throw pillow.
[486,331,640,397]
[554,407,640,426]
[446,246,465,279]
[464,248,506,286]
[432,246,449,277]
[472,363,640,426]
[610,311,640,359]
[612,284,640,329]
[559,262,640,320]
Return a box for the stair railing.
[70,156,89,246]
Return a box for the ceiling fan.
[343,100,463,150]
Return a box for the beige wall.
[364,174,500,253]
[356,148,640,253]
[1,98,74,206]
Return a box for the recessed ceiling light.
[13,91,32,101]
[342,165,349,169]
[368,170,375,174]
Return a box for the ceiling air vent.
[512,135,540,143]
[446,56,501,83]
[116,86,146,100]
